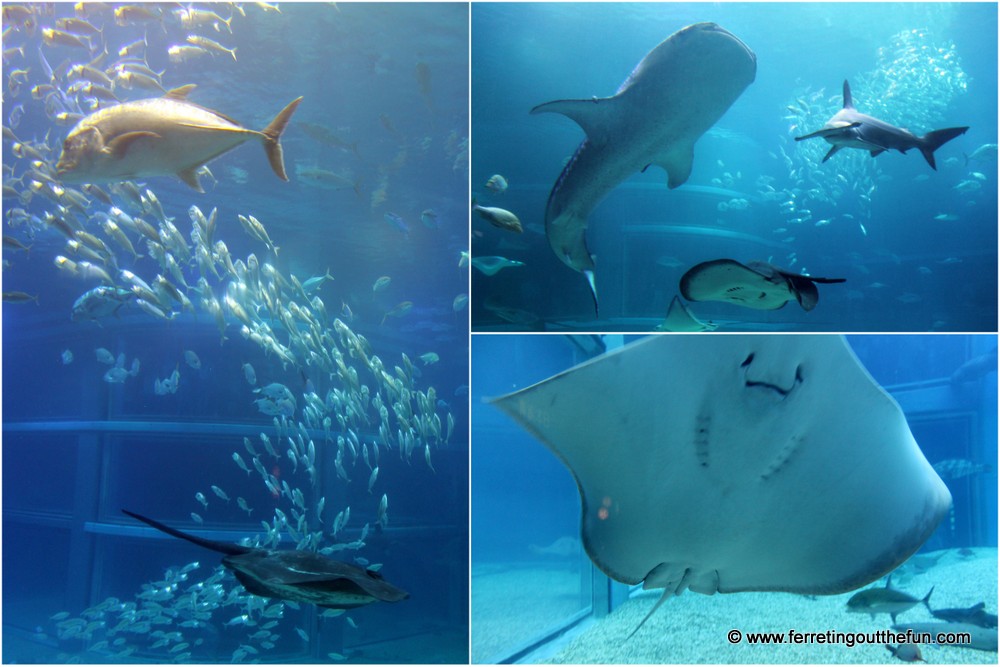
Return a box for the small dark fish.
[931,602,998,628]
[3,291,39,304]
[383,212,409,236]
[3,235,31,253]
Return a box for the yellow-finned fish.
[55,85,302,192]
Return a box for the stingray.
[471,255,525,276]
[532,22,756,316]
[680,259,845,311]
[492,336,951,635]
[655,296,717,332]
[122,510,408,609]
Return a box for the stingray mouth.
[740,353,803,397]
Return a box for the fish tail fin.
[919,127,969,170]
[261,97,304,181]
[921,586,934,612]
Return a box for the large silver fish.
[532,23,756,315]
[56,85,302,192]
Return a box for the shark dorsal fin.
[842,80,855,110]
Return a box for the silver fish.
[56,85,302,191]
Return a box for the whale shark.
[795,80,968,169]
[532,23,756,316]
[122,510,408,609]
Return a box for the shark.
[531,23,757,316]
[795,80,968,169]
[122,510,408,609]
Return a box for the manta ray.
[795,80,968,169]
[122,510,408,609]
[492,336,950,636]
[680,259,845,311]
[532,23,757,316]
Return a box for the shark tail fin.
[918,127,969,170]
[261,97,304,181]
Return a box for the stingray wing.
[493,336,951,597]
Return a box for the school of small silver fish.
[3,2,461,662]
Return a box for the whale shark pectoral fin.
[656,144,695,189]
[530,97,617,144]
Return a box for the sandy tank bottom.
[473,548,997,664]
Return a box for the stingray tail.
[918,127,969,170]
[122,509,251,556]
[583,270,599,319]
[626,589,672,641]
[261,97,304,181]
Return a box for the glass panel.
[471,335,596,663]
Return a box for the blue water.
[472,333,997,660]
[471,3,998,331]
[2,3,468,663]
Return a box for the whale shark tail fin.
[919,126,970,170]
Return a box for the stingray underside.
[492,335,951,597]
[680,259,793,310]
